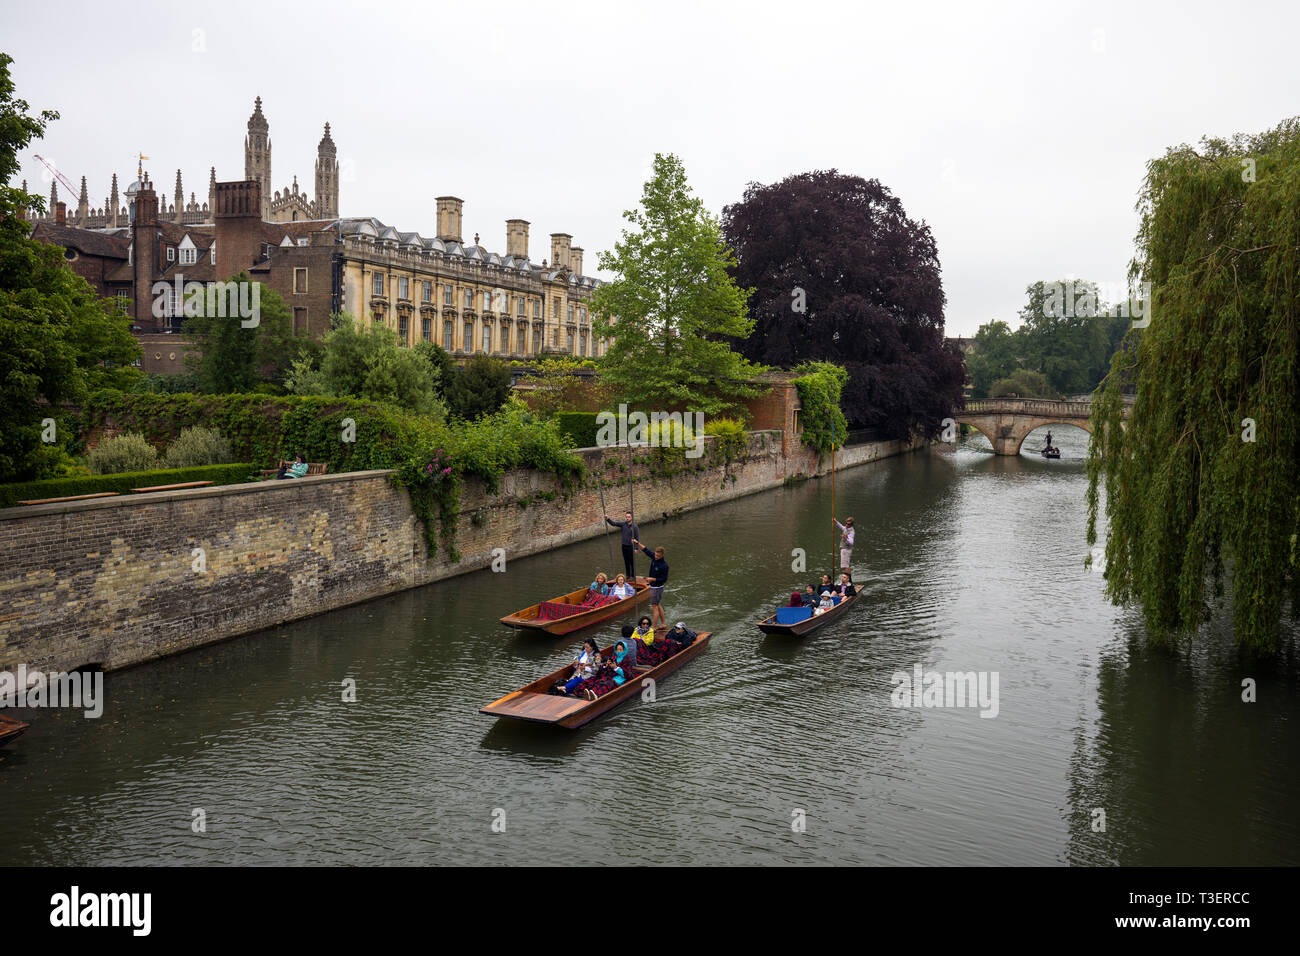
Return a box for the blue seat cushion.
[776,606,814,625]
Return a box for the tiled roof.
[29,222,130,259]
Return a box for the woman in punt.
[588,572,611,596]
[585,641,633,699]
[556,638,602,697]
[608,573,636,600]
[630,615,666,667]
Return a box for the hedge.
[72,390,584,560]
[0,463,255,508]
[555,412,601,449]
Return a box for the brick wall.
[0,432,922,673]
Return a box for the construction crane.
[32,154,79,200]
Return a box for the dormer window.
[210,245,216,264]
[180,247,196,265]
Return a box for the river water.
[2,426,1297,866]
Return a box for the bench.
[16,492,121,505]
[259,461,329,478]
[129,481,215,493]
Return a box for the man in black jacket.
[604,511,640,581]
[631,537,669,628]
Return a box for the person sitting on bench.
[277,454,309,479]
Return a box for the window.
[166,246,175,262]
[567,331,575,353]
[422,281,432,302]
[553,297,560,318]
[580,307,586,322]
[373,273,384,296]
[482,324,491,353]
[294,268,308,294]
[422,316,431,341]
[483,291,492,312]
[294,308,307,333]
[533,328,541,354]
[464,289,473,308]
[399,276,410,300]
[398,314,409,344]
[533,299,541,319]
[298,238,309,247]
[209,245,215,265]
[180,246,196,265]
[444,320,454,349]
[552,328,559,346]
[517,327,526,354]
[115,290,130,315]
[517,297,525,316]
[443,286,453,306]
[580,330,586,355]
[568,305,574,322]
[464,321,473,350]
[128,243,133,265]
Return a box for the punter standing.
[833,516,855,573]
[605,511,640,581]
[630,537,669,628]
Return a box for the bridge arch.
[951,399,1108,456]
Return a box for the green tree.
[592,153,766,414]
[285,314,444,416]
[0,52,142,481]
[182,273,299,392]
[1087,118,1300,653]
[415,340,456,402]
[989,368,1056,399]
[966,320,1020,398]
[444,354,512,420]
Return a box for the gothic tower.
[314,122,339,219]
[244,96,271,220]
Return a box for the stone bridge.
[953,398,1128,455]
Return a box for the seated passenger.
[817,574,836,595]
[801,584,819,607]
[663,621,697,654]
[631,616,663,666]
[816,590,836,613]
[838,573,857,598]
[588,572,610,596]
[618,624,639,666]
[787,591,804,607]
[557,639,602,697]
[608,574,636,600]
[587,641,632,698]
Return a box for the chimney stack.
[132,182,159,329]
[214,180,263,280]
[55,201,67,226]
[571,246,583,276]
[506,219,530,258]
[436,196,464,243]
[550,233,572,271]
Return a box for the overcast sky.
[7,0,1296,336]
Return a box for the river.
[2,425,1297,865]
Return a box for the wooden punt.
[0,713,30,747]
[480,630,711,729]
[499,576,651,636]
[756,593,858,637]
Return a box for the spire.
[50,180,58,206]
[209,166,216,190]
[110,173,119,200]
[248,95,269,132]
[78,176,88,204]
[175,169,183,198]
[318,121,336,153]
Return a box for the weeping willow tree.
[1087,118,1300,654]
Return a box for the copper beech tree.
[721,170,965,439]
